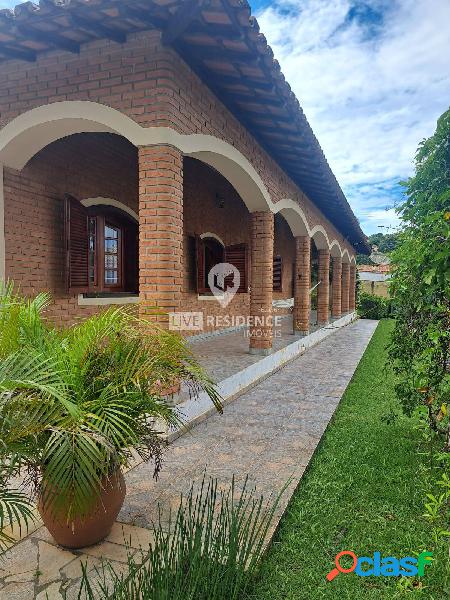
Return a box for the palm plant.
[0,283,222,527]
[0,456,36,553]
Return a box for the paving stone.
[37,541,77,587]
[118,319,378,529]
[79,541,134,563]
[0,538,38,583]
[63,560,130,600]
[106,523,156,550]
[3,319,378,599]
[36,582,64,599]
[59,555,102,580]
[0,582,35,600]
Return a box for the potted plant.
[0,283,222,549]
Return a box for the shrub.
[388,107,450,449]
[78,477,282,600]
[357,292,392,319]
[0,283,222,538]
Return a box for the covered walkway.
[0,319,378,599]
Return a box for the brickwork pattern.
[138,145,183,321]
[1,30,356,329]
[3,133,138,326]
[317,249,330,325]
[349,264,356,311]
[0,30,355,257]
[293,235,311,334]
[341,262,350,313]
[331,256,342,318]
[250,211,274,350]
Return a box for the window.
[194,235,248,295]
[273,255,283,292]
[65,195,138,295]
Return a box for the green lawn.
[248,320,449,600]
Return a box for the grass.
[248,319,449,600]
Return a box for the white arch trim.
[199,232,225,247]
[81,197,138,221]
[276,199,355,261]
[0,101,356,263]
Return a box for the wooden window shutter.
[64,194,89,293]
[273,255,283,292]
[225,243,247,293]
[196,236,208,294]
[187,235,197,292]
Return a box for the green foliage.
[248,321,449,600]
[0,284,222,528]
[357,291,392,319]
[78,477,281,600]
[0,456,35,553]
[356,253,376,265]
[389,107,450,449]
[367,232,401,254]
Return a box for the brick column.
[331,256,342,318]
[317,249,330,325]
[293,236,311,335]
[349,263,356,312]
[341,262,350,313]
[138,146,183,324]
[249,211,274,354]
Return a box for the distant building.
[358,265,391,297]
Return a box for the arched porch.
[0,100,357,353]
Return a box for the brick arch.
[342,249,353,263]
[329,239,343,257]
[81,197,138,222]
[310,226,330,250]
[0,101,356,276]
[274,200,309,237]
[0,101,144,171]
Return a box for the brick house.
[0,0,369,355]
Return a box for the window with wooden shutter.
[65,199,139,296]
[273,255,283,292]
[196,236,207,294]
[197,236,226,294]
[64,194,89,293]
[225,243,247,293]
[187,235,197,292]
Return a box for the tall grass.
[79,476,283,600]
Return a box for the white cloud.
[256,0,450,234]
[1,0,448,236]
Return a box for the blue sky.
[251,0,450,234]
[1,0,449,235]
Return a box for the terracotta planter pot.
[38,469,126,549]
[152,379,181,397]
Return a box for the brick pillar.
[331,256,342,318]
[317,249,330,325]
[349,263,356,312]
[293,236,311,334]
[249,211,274,354]
[138,145,183,324]
[341,262,350,313]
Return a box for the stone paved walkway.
[188,311,321,383]
[0,319,378,600]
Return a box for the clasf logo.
[326,551,433,581]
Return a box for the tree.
[367,232,400,254]
[389,107,450,450]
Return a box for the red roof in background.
[358,264,391,273]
